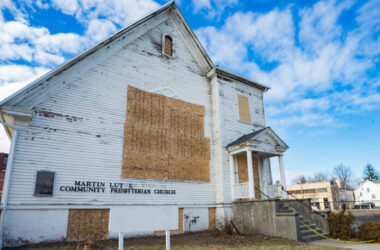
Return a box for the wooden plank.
[67,209,110,241]
[237,155,248,183]
[253,157,261,199]
[208,207,216,230]
[237,94,251,123]
[122,86,210,182]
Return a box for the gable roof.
[0,1,214,109]
[226,127,288,149]
[214,67,270,91]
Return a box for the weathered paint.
[0,2,285,246]
[108,206,178,237]
[183,207,209,232]
[3,209,68,246]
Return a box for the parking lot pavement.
[310,239,380,250]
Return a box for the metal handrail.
[281,186,326,217]
[254,187,271,199]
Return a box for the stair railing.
[281,186,327,218]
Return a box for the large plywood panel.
[122,86,210,182]
[237,155,248,183]
[237,94,251,123]
[67,209,109,241]
[253,157,261,199]
[208,207,216,230]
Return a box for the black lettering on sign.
[59,180,176,195]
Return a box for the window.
[2,156,7,165]
[164,35,173,56]
[34,171,55,196]
[324,198,330,209]
[237,94,251,123]
[372,194,376,199]
[367,188,370,193]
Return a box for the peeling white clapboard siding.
[216,77,266,203]
[7,17,217,207]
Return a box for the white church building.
[0,2,289,246]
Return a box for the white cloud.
[0,20,86,66]
[51,0,79,15]
[85,19,117,43]
[192,0,212,12]
[0,65,49,88]
[192,0,238,19]
[51,0,160,27]
[196,0,380,129]
[0,0,28,23]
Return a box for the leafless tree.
[333,164,352,189]
[309,171,332,183]
[292,174,307,184]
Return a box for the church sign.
[59,180,176,195]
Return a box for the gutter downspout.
[0,120,20,249]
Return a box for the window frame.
[34,171,55,197]
[162,34,174,57]
[236,92,252,124]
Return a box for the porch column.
[247,150,255,199]
[278,155,287,199]
[229,155,235,201]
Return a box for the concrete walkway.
[310,239,380,250]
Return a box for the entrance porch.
[226,127,289,201]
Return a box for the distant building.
[354,180,380,207]
[0,153,8,199]
[287,181,340,211]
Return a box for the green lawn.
[7,231,344,250]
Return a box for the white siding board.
[7,18,216,206]
[217,77,266,203]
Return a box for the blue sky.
[0,0,379,185]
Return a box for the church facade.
[0,2,288,246]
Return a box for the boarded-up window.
[237,94,251,123]
[34,171,55,196]
[164,35,173,56]
[237,155,248,183]
[122,86,210,182]
[208,207,216,230]
[253,157,261,199]
[67,209,109,241]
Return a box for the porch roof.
[226,127,289,154]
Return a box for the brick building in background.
[0,153,8,199]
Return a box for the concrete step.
[300,227,323,236]
[300,219,311,225]
[301,233,323,242]
[299,223,317,231]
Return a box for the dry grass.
[6,231,344,250]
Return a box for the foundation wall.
[232,200,299,241]
[3,209,68,246]
[3,205,212,247]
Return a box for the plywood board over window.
[237,94,251,123]
[122,86,210,182]
[67,209,109,241]
[237,155,248,183]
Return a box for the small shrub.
[327,211,355,240]
[358,222,380,241]
[216,218,235,235]
[75,240,100,250]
